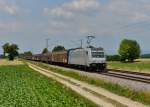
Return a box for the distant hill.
[141,54,150,58]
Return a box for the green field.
[0,65,96,107]
[108,59,150,73]
[28,61,150,106]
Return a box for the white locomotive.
[68,47,106,71]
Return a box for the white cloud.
[4,6,19,15]
[44,0,100,18]
[0,0,19,15]
[44,7,73,18]
[43,0,150,38]
[106,0,150,23]
[0,0,150,53]
[63,0,100,11]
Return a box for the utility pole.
[45,38,50,49]
[86,35,95,47]
[80,39,83,48]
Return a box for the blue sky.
[0,0,150,55]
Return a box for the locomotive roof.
[68,47,104,51]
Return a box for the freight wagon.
[41,53,52,63]
[26,47,106,71]
[52,51,68,64]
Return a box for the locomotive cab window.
[86,51,88,55]
[91,52,104,58]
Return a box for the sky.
[0,0,150,55]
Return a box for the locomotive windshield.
[91,52,104,58]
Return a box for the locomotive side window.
[92,52,104,58]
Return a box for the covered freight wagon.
[40,53,52,63]
[52,51,68,64]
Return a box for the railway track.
[101,69,150,84]
[28,60,150,84]
[107,69,150,77]
[48,63,150,84]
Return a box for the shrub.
[107,55,121,61]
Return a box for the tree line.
[1,43,65,61]
[42,45,65,54]
[2,39,141,62]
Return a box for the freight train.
[25,47,106,71]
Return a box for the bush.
[107,55,121,61]
[52,45,65,52]
[42,48,49,54]
[141,54,150,58]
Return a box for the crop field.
[0,64,96,107]
[0,59,23,66]
[108,59,150,73]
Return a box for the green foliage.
[107,55,121,61]
[118,39,141,62]
[42,48,48,54]
[24,51,33,56]
[2,43,19,61]
[52,45,65,52]
[0,65,96,107]
[141,54,150,58]
[2,43,9,57]
[8,44,19,61]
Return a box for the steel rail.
[101,70,150,84]
[26,59,150,84]
[107,69,150,77]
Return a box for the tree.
[2,43,19,61]
[118,39,141,62]
[24,51,32,56]
[52,45,65,52]
[2,43,9,57]
[8,44,19,61]
[42,48,48,54]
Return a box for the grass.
[0,59,23,66]
[0,64,97,107]
[108,60,150,73]
[28,60,150,106]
